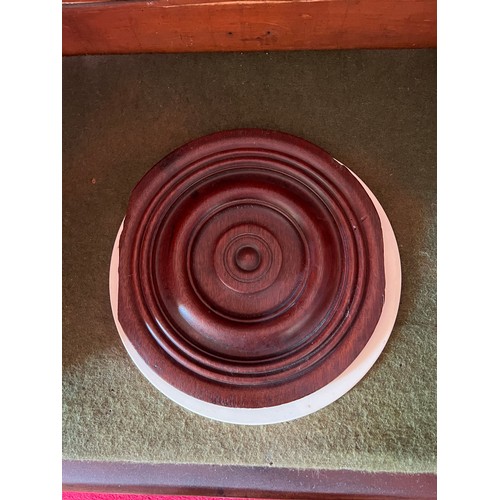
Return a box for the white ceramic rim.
[109,167,401,425]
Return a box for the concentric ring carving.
[118,129,385,408]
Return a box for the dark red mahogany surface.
[117,129,385,408]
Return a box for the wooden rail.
[63,461,437,499]
[62,0,436,55]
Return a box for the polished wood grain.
[62,0,436,55]
[117,129,385,408]
[62,460,437,499]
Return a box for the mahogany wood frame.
[62,460,437,499]
[62,0,436,55]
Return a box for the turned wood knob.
[111,129,400,423]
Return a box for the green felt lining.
[63,49,436,473]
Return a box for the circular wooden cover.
[112,129,399,420]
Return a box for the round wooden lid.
[111,129,400,421]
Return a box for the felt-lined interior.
[62,49,436,473]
